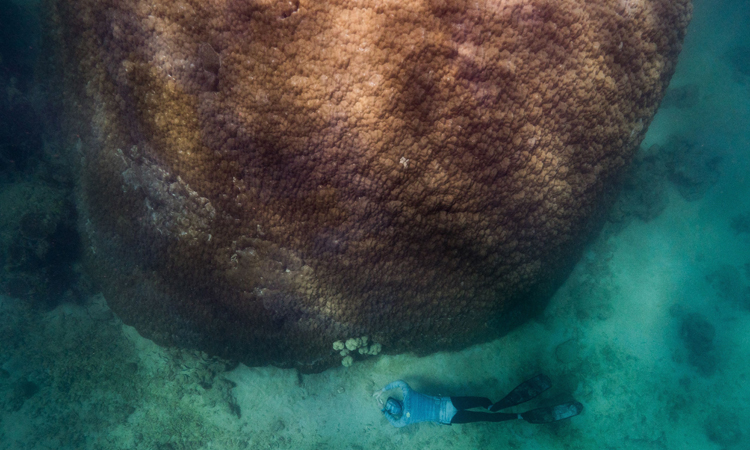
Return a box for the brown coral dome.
[46,0,691,372]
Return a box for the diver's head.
[384,397,403,416]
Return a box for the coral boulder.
[46,0,691,371]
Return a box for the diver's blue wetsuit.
[380,381,457,427]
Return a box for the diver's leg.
[490,374,552,412]
[450,396,493,411]
[450,411,519,424]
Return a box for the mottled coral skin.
[46,0,691,371]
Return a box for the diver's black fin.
[490,374,552,412]
[520,401,583,424]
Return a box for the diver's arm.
[382,380,409,394]
[384,411,408,428]
[375,380,409,404]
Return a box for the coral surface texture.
[46,0,691,371]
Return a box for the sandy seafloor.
[2,0,750,448]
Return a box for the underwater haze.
[1,0,749,449]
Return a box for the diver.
[373,374,583,427]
